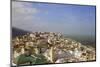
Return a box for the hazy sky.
[12,1,96,36]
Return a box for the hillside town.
[12,32,96,65]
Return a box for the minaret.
[20,46,25,54]
[49,46,54,63]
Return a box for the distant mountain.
[12,27,30,38]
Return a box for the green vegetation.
[16,54,48,65]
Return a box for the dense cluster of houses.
[12,32,95,65]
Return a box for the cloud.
[12,1,95,36]
[12,1,38,14]
[12,1,40,30]
[12,1,51,32]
